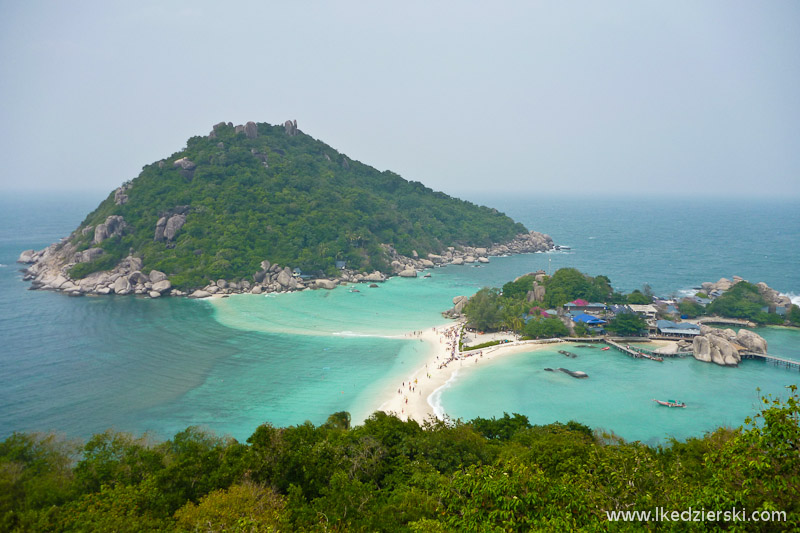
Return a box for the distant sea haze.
[0,192,798,444]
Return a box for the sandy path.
[376,322,563,423]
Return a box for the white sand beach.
[376,322,563,423]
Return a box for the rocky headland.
[17,230,553,299]
[17,119,554,299]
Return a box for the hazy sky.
[1,1,798,198]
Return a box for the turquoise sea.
[1,192,798,445]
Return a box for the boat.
[653,399,686,408]
[601,347,610,351]
[558,350,577,358]
[423,273,431,278]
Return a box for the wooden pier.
[604,338,648,359]
[741,352,800,371]
[697,317,756,328]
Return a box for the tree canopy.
[1,388,798,530]
[66,122,526,288]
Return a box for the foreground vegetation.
[67,122,525,288]
[1,389,798,531]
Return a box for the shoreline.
[374,323,567,424]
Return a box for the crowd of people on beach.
[393,323,488,417]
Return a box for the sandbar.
[375,322,562,423]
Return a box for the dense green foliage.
[678,299,705,318]
[626,289,651,305]
[788,305,800,327]
[543,268,613,308]
[523,317,569,339]
[67,122,526,288]
[604,312,648,336]
[704,281,784,325]
[2,389,798,531]
[462,287,503,331]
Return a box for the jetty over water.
[604,338,648,359]
[741,352,800,371]
[697,317,756,327]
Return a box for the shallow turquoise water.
[438,328,800,446]
[1,193,798,443]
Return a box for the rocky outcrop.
[691,327,767,366]
[312,279,338,290]
[17,250,37,263]
[74,248,104,263]
[443,295,469,318]
[114,183,132,205]
[756,282,792,308]
[154,207,190,242]
[398,269,417,278]
[692,334,740,366]
[284,119,298,136]
[244,121,258,139]
[93,216,127,244]
[736,329,768,354]
[173,157,196,171]
[173,157,196,179]
[164,214,186,241]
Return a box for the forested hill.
[48,120,528,289]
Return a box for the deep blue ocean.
[1,192,798,445]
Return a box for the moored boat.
[653,399,686,408]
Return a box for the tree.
[324,411,352,430]
[523,317,568,339]
[626,290,651,305]
[788,304,800,327]
[501,276,534,300]
[678,300,704,318]
[605,313,647,336]
[463,288,502,331]
[174,482,289,532]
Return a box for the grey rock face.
[314,279,337,290]
[398,269,417,278]
[152,280,172,293]
[93,215,126,244]
[173,157,196,171]
[74,248,104,263]
[114,184,131,205]
[244,121,258,138]
[128,271,148,285]
[277,269,293,288]
[736,329,768,354]
[154,217,167,241]
[149,270,167,283]
[284,119,298,136]
[112,276,132,295]
[164,214,186,241]
[188,290,212,299]
[363,271,385,282]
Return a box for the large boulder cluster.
[381,231,554,277]
[691,325,768,366]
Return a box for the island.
[16,120,554,297]
[438,268,799,369]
